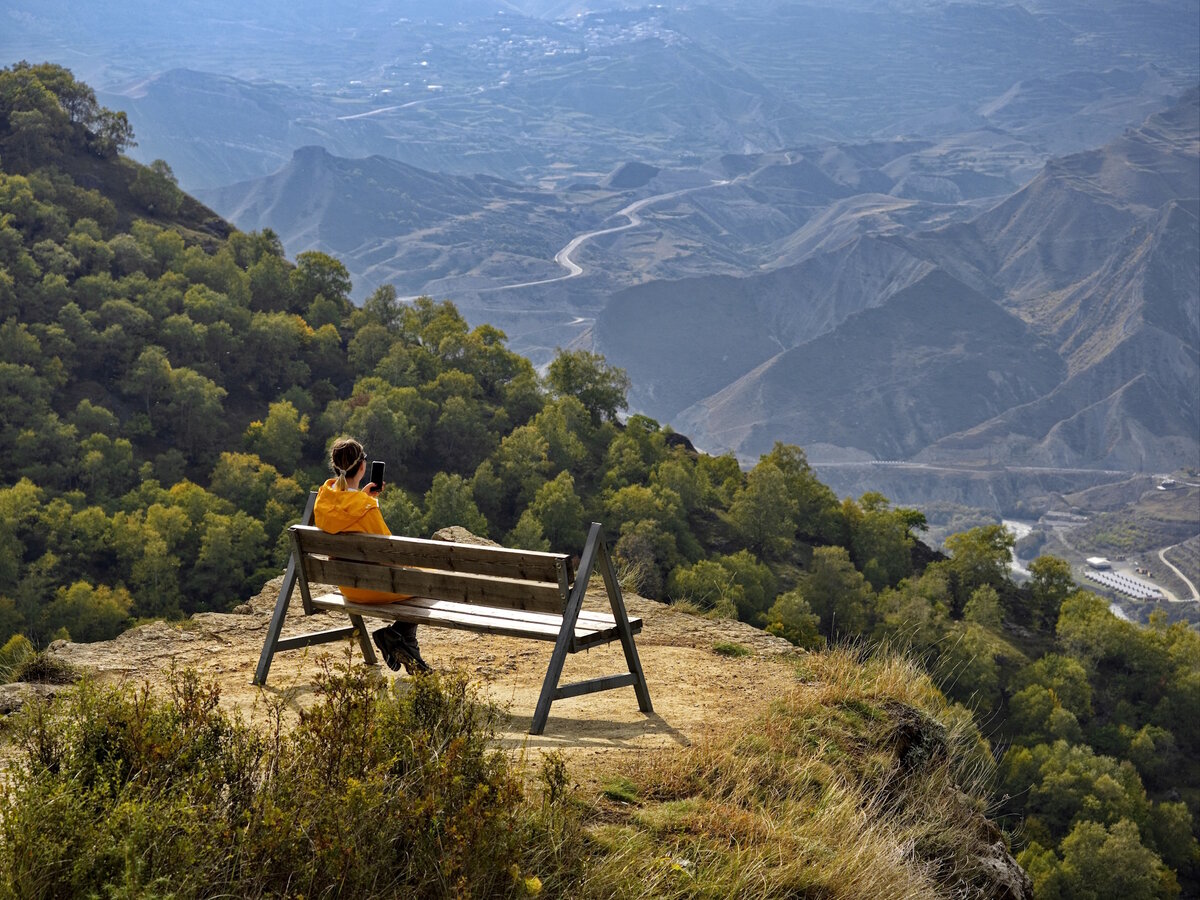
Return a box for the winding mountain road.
[483,179,731,293]
[1158,543,1200,601]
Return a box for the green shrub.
[0,663,584,899]
[0,634,34,683]
[712,641,752,658]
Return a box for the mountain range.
[3,0,1197,484]
[195,91,1199,475]
[6,1,1195,189]
[618,92,1200,471]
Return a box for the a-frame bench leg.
[347,613,378,666]
[253,492,317,686]
[531,525,600,735]
[597,535,653,715]
[530,523,653,735]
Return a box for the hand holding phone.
[369,460,385,494]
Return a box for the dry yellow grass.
[572,647,1006,899]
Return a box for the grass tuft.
[601,776,641,805]
[11,651,81,685]
[0,661,586,899]
[713,641,752,658]
[0,646,1008,899]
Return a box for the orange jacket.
[313,479,411,604]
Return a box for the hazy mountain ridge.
[606,92,1198,471]
[673,269,1067,460]
[191,88,1199,473]
[7,0,1193,191]
[199,146,601,293]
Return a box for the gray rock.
[0,682,64,715]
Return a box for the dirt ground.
[45,575,804,782]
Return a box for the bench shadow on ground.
[492,711,690,752]
[249,663,688,755]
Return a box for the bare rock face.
[974,841,1035,900]
[0,682,64,715]
[432,526,500,547]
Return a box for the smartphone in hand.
[369,460,385,494]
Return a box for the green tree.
[804,546,874,638]
[668,559,743,618]
[612,528,665,600]
[873,567,952,652]
[244,400,309,474]
[727,461,797,558]
[759,442,843,541]
[164,366,226,456]
[361,283,403,331]
[1021,819,1179,900]
[765,588,823,648]
[507,509,550,552]
[247,252,294,312]
[934,621,1006,710]
[527,471,586,550]
[943,524,1015,609]
[423,473,488,537]
[1008,685,1084,747]
[545,349,630,424]
[1011,654,1093,720]
[714,550,778,622]
[1017,739,1151,839]
[42,581,132,642]
[348,322,393,374]
[432,395,495,473]
[188,511,268,613]
[291,251,351,310]
[842,492,915,590]
[377,488,424,539]
[963,584,1003,628]
[244,312,312,394]
[1028,555,1075,629]
[531,398,592,476]
[129,160,183,215]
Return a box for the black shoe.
[372,629,402,671]
[393,631,432,674]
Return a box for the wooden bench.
[254,494,652,735]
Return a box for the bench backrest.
[289,525,575,614]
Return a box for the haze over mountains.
[648,92,1200,471]
[3,0,1197,491]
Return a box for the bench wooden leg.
[532,625,574,735]
[348,614,378,666]
[531,523,653,734]
[253,492,317,686]
[598,537,653,715]
[531,525,602,734]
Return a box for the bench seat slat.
[306,556,566,613]
[305,591,628,630]
[311,593,641,647]
[293,526,571,583]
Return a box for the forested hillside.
[1,63,1197,897]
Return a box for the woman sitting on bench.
[313,437,431,674]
